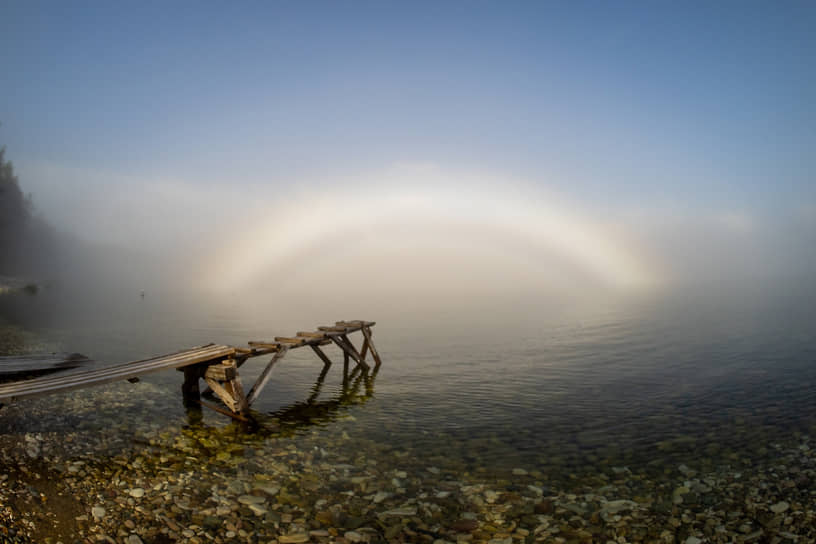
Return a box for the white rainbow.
[201,182,659,294]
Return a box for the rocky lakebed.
[1,379,815,544]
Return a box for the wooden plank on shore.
[0,344,235,403]
[2,345,229,389]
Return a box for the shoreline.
[1,389,814,543]
[1,319,815,542]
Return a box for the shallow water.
[4,282,816,479]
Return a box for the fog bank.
[12,163,816,314]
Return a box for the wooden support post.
[346,333,370,371]
[360,337,370,361]
[184,399,203,427]
[246,345,289,406]
[310,344,333,368]
[181,366,201,405]
[361,326,382,367]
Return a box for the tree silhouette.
[0,144,31,274]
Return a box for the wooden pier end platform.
[0,320,381,420]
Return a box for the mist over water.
[12,165,815,311]
[6,266,816,476]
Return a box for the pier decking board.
[0,344,234,403]
[0,320,381,420]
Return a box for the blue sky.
[2,1,814,292]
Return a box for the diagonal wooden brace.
[330,334,368,371]
[246,345,289,406]
[205,376,240,412]
[310,344,334,367]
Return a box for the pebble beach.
[2,377,816,544]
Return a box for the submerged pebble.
[1,379,816,544]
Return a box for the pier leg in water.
[184,400,204,427]
[181,366,201,406]
[361,325,383,368]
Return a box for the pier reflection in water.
[182,357,379,435]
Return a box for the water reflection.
[183,360,379,436]
[268,362,377,431]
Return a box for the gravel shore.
[1,385,815,544]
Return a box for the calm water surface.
[5,284,816,478]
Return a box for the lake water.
[4,282,816,541]
[5,282,816,480]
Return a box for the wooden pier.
[0,320,380,420]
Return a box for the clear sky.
[2,1,814,295]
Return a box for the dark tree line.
[0,145,30,274]
[0,143,57,278]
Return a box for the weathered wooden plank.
[296,332,327,338]
[247,341,281,349]
[2,344,229,389]
[204,362,237,381]
[205,377,238,412]
[274,337,307,346]
[229,373,249,414]
[246,346,289,406]
[318,325,356,332]
[335,320,375,327]
[0,344,235,403]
